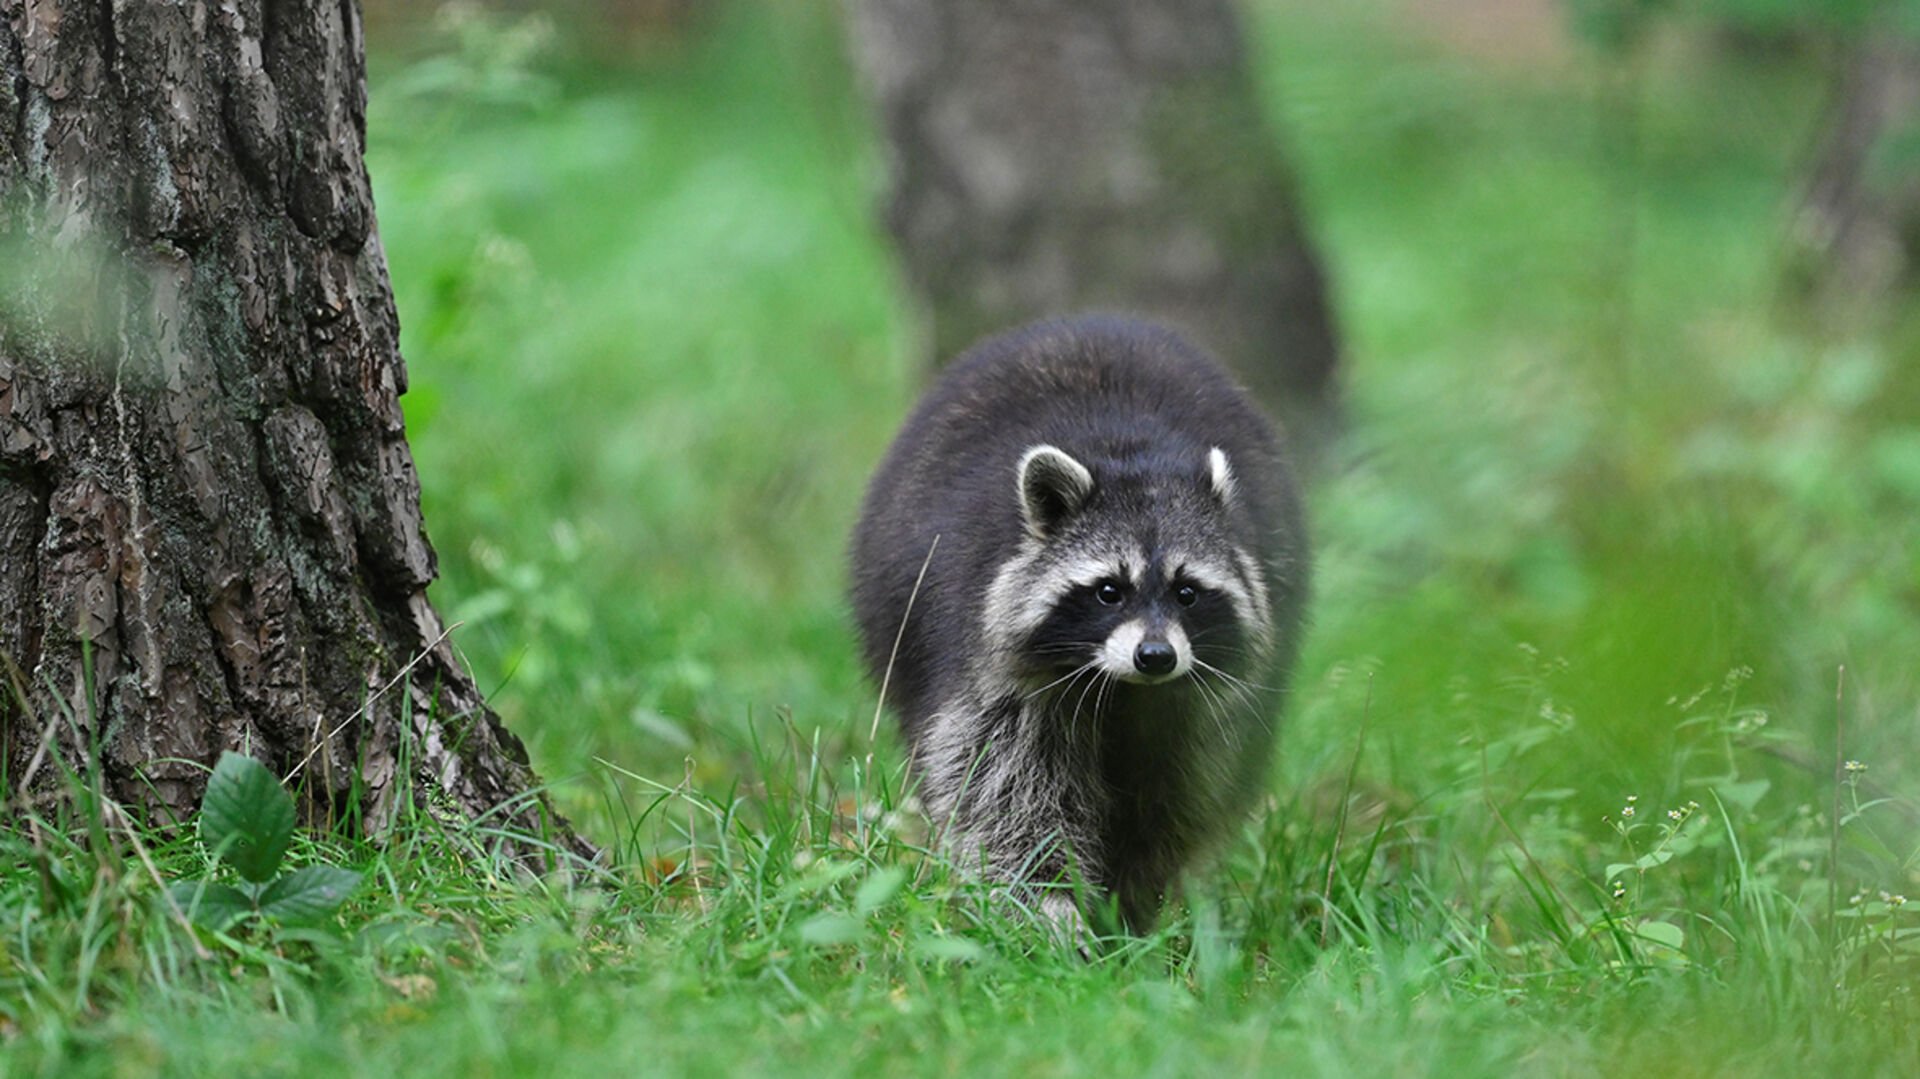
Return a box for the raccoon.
[850,315,1309,931]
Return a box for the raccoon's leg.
[916,694,1108,932]
[1109,863,1179,933]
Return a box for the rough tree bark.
[846,0,1342,450]
[1792,33,1920,305]
[0,0,577,855]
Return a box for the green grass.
[6,0,1920,1073]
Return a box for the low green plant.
[166,752,362,931]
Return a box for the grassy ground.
[6,1,1920,1073]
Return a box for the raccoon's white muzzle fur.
[1097,618,1191,684]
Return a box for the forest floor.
[5,1,1919,1074]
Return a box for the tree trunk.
[846,0,1342,451]
[1791,33,1920,306]
[0,0,576,857]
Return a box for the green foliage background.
[4,0,1919,1073]
[380,0,1918,826]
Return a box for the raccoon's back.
[848,315,1296,729]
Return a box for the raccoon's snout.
[1134,641,1177,676]
[1100,619,1190,684]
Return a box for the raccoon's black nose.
[1134,641,1177,676]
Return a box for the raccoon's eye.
[1174,584,1199,608]
[1095,581,1125,606]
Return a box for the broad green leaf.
[257,866,362,925]
[1601,847,1675,880]
[854,867,907,915]
[167,880,254,931]
[796,912,864,947]
[1635,920,1685,950]
[200,752,297,883]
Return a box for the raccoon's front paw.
[1038,892,1093,951]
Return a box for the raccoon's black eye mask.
[1086,577,1208,610]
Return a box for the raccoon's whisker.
[1198,667,1256,711]
[1091,676,1115,739]
[1067,676,1091,747]
[1042,663,1099,743]
[1197,649,1264,670]
[1192,657,1279,695]
[1068,666,1106,742]
[1187,670,1234,745]
[1206,695,1234,746]
[1092,672,1114,741]
[1185,636,1250,656]
[1095,677,1121,747]
[1188,660,1226,699]
[1069,667,1100,724]
[1187,664,1215,707]
[1184,630,1265,657]
[1195,664,1257,737]
[1024,661,1100,702]
[1196,666,1238,717]
[1205,672,1261,721]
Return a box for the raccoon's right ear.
[1017,444,1095,540]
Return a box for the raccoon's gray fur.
[850,315,1309,930]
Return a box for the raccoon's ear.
[1207,447,1238,504]
[1017,444,1095,539]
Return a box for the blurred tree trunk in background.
[0,0,575,855]
[1792,34,1920,305]
[846,0,1343,453]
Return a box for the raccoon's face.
[983,444,1273,689]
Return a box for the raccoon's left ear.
[1207,447,1237,504]
[1018,444,1095,540]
